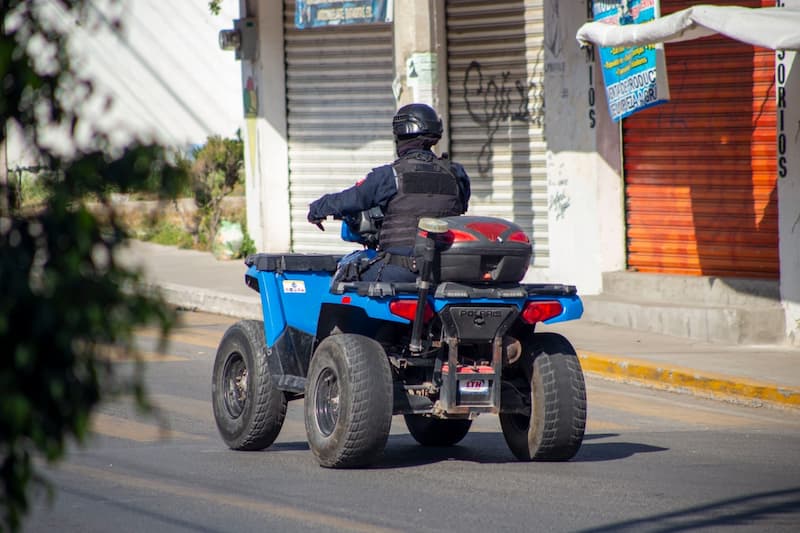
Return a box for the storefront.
[622,0,778,278]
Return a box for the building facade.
[237,0,799,343]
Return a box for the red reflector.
[447,229,478,242]
[521,301,563,324]
[508,231,530,244]
[442,364,494,374]
[341,296,351,304]
[389,299,434,322]
[466,221,509,241]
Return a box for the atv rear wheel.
[212,320,287,450]
[404,415,472,447]
[305,334,393,468]
[500,332,586,461]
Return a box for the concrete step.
[600,271,781,307]
[581,272,787,345]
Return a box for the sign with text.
[295,0,392,29]
[594,0,670,121]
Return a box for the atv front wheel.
[305,334,393,468]
[404,415,472,447]
[499,332,586,461]
[212,320,287,450]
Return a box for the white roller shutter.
[446,0,549,267]
[283,1,395,253]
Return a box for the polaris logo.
[446,307,513,340]
[458,309,503,318]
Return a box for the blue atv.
[212,213,587,468]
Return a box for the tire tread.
[212,320,287,451]
[306,334,392,468]
[500,332,586,462]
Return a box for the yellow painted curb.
[578,350,800,410]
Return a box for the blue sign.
[296,0,392,29]
[594,0,669,121]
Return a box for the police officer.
[307,103,471,281]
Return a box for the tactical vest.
[379,151,463,250]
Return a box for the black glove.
[308,212,325,231]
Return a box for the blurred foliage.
[182,133,244,248]
[208,0,222,15]
[140,220,195,249]
[11,170,51,209]
[239,221,256,258]
[1,1,187,530]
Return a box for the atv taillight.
[466,221,509,241]
[389,299,434,323]
[520,301,563,324]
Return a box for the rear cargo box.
[416,216,532,283]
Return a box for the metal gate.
[445,0,549,267]
[283,0,395,253]
[623,0,778,278]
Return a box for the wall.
[240,0,291,253]
[541,0,625,294]
[239,0,627,285]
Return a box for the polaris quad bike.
[212,212,587,468]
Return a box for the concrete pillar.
[392,0,450,153]
[542,0,625,294]
[777,1,800,345]
[240,0,291,253]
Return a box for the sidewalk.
[120,240,800,412]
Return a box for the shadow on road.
[269,441,310,452]
[364,431,665,468]
[576,487,800,532]
[262,432,666,467]
[376,433,513,467]
[583,432,620,441]
[573,441,668,462]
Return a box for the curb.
[155,282,261,321]
[578,350,800,411]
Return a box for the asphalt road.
[25,312,800,533]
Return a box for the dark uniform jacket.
[308,149,471,251]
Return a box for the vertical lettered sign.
[587,1,597,129]
[775,0,800,342]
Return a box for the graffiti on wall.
[462,60,544,176]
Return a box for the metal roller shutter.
[623,0,778,278]
[283,1,395,253]
[445,0,549,267]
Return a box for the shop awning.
[576,5,800,51]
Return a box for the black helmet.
[392,103,443,141]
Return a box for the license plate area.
[444,365,494,406]
[460,379,489,395]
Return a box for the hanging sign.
[593,0,670,121]
[295,0,392,29]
